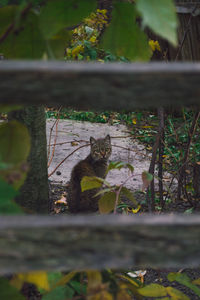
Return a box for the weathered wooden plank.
[0,214,200,274]
[0,61,200,109]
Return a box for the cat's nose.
[100,151,105,157]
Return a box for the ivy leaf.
[136,0,178,46]
[42,286,75,300]
[138,283,167,297]
[69,281,87,295]
[81,176,103,192]
[142,171,153,191]
[98,191,116,214]
[100,1,151,61]
[39,0,96,39]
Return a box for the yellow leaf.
[192,278,200,285]
[149,40,161,52]
[71,141,79,146]
[138,283,167,297]
[142,125,153,128]
[81,176,103,192]
[11,271,50,291]
[129,205,141,214]
[88,290,113,300]
[55,195,67,205]
[132,118,137,125]
[117,274,140,288]
[146,146,152,150]
[87,270,102,291]
[72,45,84,57]
[166,286,190,300]
[89,36,96,43]
[98,192,116,214]
[117,289,132,300]
[52,271,76,288]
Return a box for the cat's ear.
[90,136,96,145]
[105,134,111,143]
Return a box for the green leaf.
[39,0,96,39]
[47,272,63,289]
[0,278,25,300]
[95,187,113,197]
[69,280,86,295]
[0,121,30,164]
[0,6,16,37]
[0,8,46,59]
[98,191,116,214]
[0,105,22,113]
[138,283,167,297]
[106,161,134,174]
[120,187,138,207]
[0,0,9,7]
[81,176,103,192]
[0,178,23,214]
[136,0,178,46]
[166,286,190,300]
[100,1,151,61]
[48,28,72,59]
[42,286,74,300]
[168,273,200,297]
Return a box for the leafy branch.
[81,161,153,214]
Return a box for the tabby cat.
[68,135,112,213]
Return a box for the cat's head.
[90,135,112,161]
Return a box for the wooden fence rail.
[0,61,200,109]
[0,214,200,275]
[1,61,200,273]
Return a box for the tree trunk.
[9,106,49,213]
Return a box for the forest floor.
[45,118,200,300]
[47,118,181,212]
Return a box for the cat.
[68,135,112,213]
